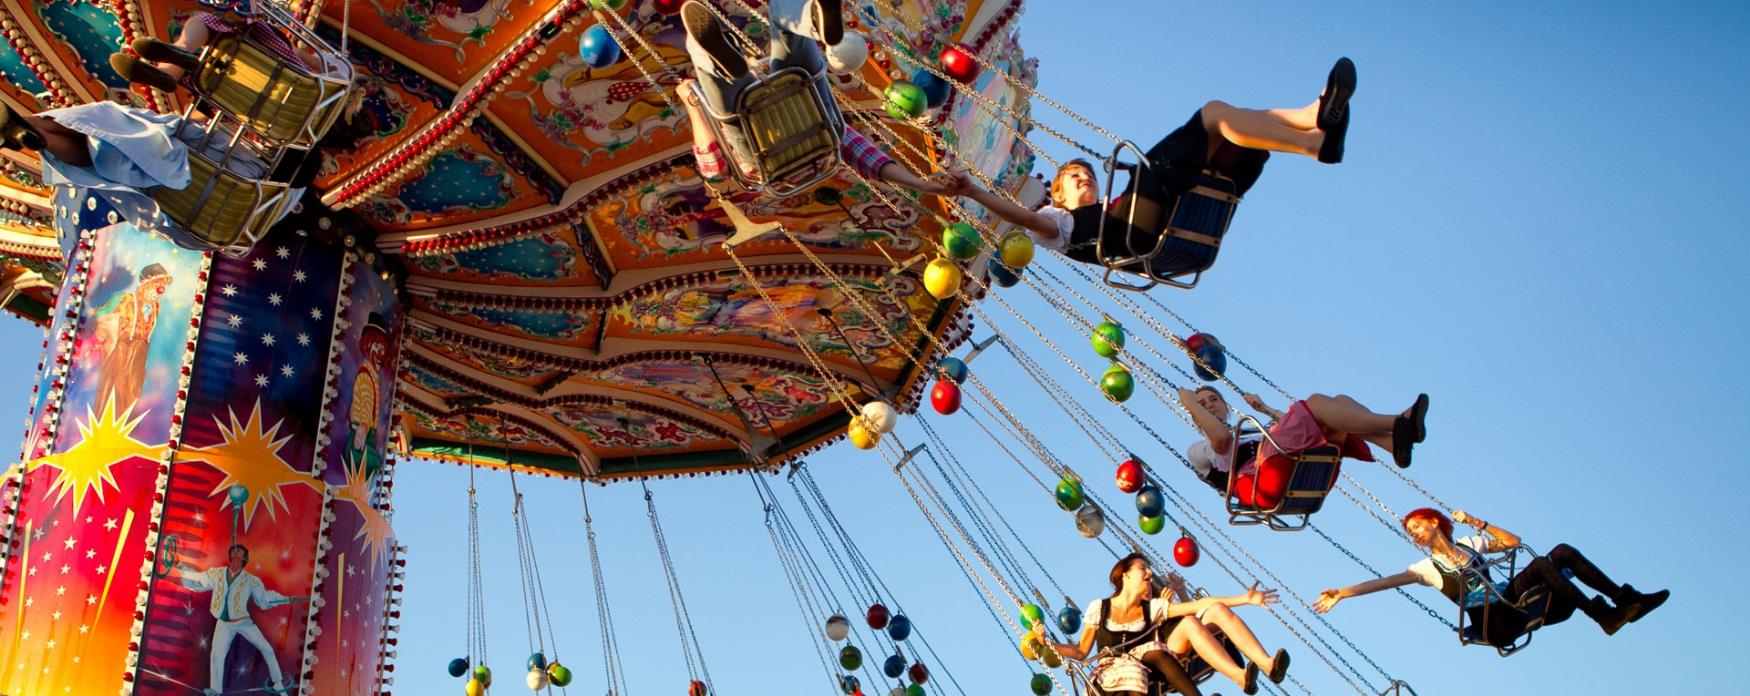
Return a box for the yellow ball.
[1019,632,1042,660]
[848,419,879,450]
[1041,646,1063,668]
[999,232,1035,268]
[464,677,485,696]
[923,257,962,300]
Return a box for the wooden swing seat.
[696,66,844,198]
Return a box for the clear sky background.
[6,1,1747,694]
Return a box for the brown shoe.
[0,103,44,151]
[109,52,178,92]
[132,37,201,72]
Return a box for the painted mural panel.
[318,257,403,490]
[306,499,395,695]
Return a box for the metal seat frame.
[1094,140,1241,292]
[1454,543,1552,657]
[692,65,845,199]
[1223,416,1342,531]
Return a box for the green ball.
[906,684,925,696]
[472,665,492,687]
[589,0,627,8]
[1139,514,1165,535]
[1030,673,1052,695]
[1101,364,1135,402]
[942,222,981,260]
[884,81,928,120]
[1053,476,1084,512]
[546,663,574,687]
[1019,603,1045,630]
[1090,320,1125,358]
[840,644,863,671]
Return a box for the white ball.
[825,614,851,641]
[826,32,869,74]
[525,668,549,691]
[861,401,898,434]
[1075,505,1106,539]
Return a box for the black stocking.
[1139,650,1202,696]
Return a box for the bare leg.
[1301,393,1400,436]
[1200,100,1321,159]
[19,115,91,166]
[1197,605,1276,671]
[156,17,212,80]
[1264,99,1320,130]
[1166,619,1248,684]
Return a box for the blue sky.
[6,1,1747,694]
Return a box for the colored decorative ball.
[1041,647,1063,668]
[447,658,469,678]
[936,356,968,384]
[942,222,981,260]
[1192,338,1227,382]
[1090,320,1126,358]
[526,652,546,671]
[578,24,621,69]
[1100,364,1135,402]
[848,419,879,450]
[861,400,898,435]
[891,689,907,696]
[1174,536,1200,567]
[1053,476,1084,512]
[1074,504,1106,538]
[930,379,961,415]
[1184,333,1208,352]
[866,602,891,630]
[1030,673,1052,696]
[1139,514,1165,535]
[1018,631,1042,660]
[911,67,950,108]
[1019,602,1045,630]
[939,43,979,83]
[839,675,860,695]
[1135,485,1165,518]
[526,667,549,691]
[227,484,249,506]
[546,662,574,687]
[588,0,626,8]
[986,256,1022,287]
[652,0,684,13]
[887,613,912,641]
[999,231,1035,268]
[906,685,925,696]
[883,653,907,678]
[909,662,930,684]
[465,677,485,696]
[826,32,869,74]
[826,613,851,641]
[473,666,492,687]
[1056,605,1082,635]
[840,644,864,671]
[883,81,928,120]
[1115,459,1145,493]
[689,679,708,696]
[923,257,962,299]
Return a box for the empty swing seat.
[187,5,353,147]
[696,66,844,198]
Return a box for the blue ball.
[911,67,951,108]
[987,256,1022,287]
[1193,343,1227,382]
[883,653,907,678]
[579,24,621,68]
[1135,485,1165,518]
[1056,606,1082,635]
[526,652,546,671]
[227,485,249,506]
[936,357,968,385]
[446,657,469,678]
[887,613,913,641]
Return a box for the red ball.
[930,380,961,415]
[1114,459,1145,493]
[689,679,707,696]
[866,603,890,630]
[938,43,979,83]
[1173,536,1200,567]
[653,0,684,13]
[908,662,929,684]
[1185,333,1207,352]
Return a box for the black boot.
[0,103,44,152]
[1585,596,1638,636]
[132,37,201,72]
[1615,584,1669,622]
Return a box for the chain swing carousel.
[0,0,1037,693]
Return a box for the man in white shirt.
[178,544,309,696]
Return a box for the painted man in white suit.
[178,544,308,696]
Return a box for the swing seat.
[1225,418,1341,532]
[187,3,353,148]
[1095,141,1242,292]
[695,66,844,198]
[1085,621,1240,695]
[148,124,292,254]
[1455,544,1552,657]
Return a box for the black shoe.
[1407,393,1429,443]
[1242,661,1259,695]
[109,52,179,92]
[812,0,844,45]
[1267,648,1290,684]
[1316,57,1356,164]
[682,1,748,80]
[0,103,44,152]
[1617,585,1669,622]
[1587,596,1638,636]
[132,37,201,72]
[1391,416,1415,468]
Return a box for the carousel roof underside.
[0,0,1039,480]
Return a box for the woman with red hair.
[1312,508,1668,647]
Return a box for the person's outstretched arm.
[677,78,730,184]
[1453,509,1521,552]
[1313,571,1421,613]
[1242,393,1286,423]
[963,178,1063,240]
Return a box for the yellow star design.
[31,395,165,515]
